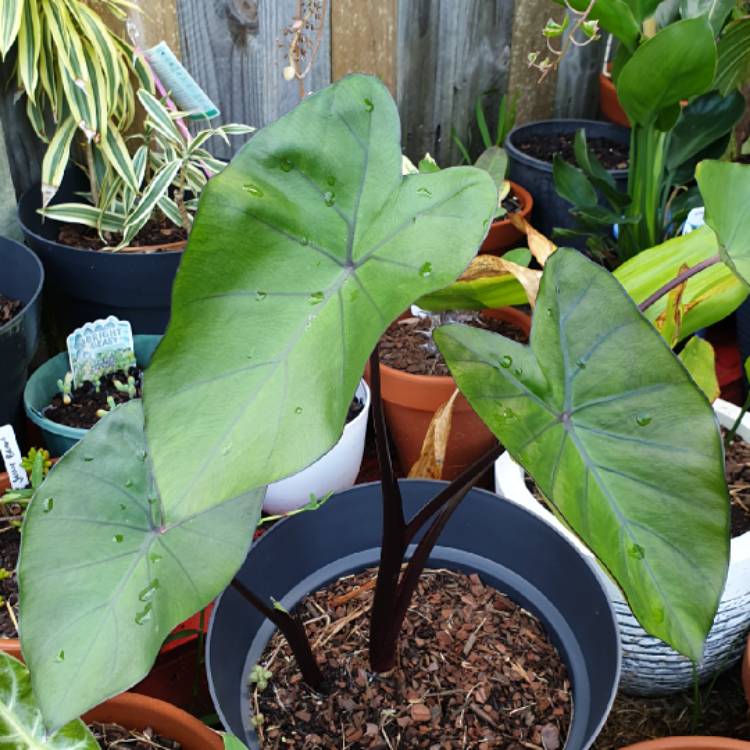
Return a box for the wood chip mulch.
[253,568,571,749]
[723,428,750,537]
[89,721,181,749]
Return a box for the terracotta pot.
[83,692,221,750]
[599,72,630,128]
[479,181,534,256]
[621,739,750,749]
[379,308,531,479]
[743,635,750,707]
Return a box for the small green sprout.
[95,396,118,419]
[0,568,11,581]
[250,714,265,729]
[56,372,74,405]
[113,375,137,399]
[21,448,51,478]
[271,598,289,615]
[248,664,273,692]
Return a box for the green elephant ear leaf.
[223,736,251,750]
[144,74,496,516]
[0,651,98,750]
[697,159,750,288]
[435,248,729,660]
[19,401,263,731]
[617,17,717,126]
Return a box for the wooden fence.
[0,0,606,234]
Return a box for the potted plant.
[12,76,747,749]
[531,1,748,261]
[452,93,534,254]
[621,740,750,749]
[23,333,161,456]
[19,90,253,336]
[0,237,43,435]
[0,650,223,749]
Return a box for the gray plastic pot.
[0,237,43,438]
[505,119,630,242]
[24,335,161,457]
[207,480,621,750]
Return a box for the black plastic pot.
[506,119,630,242]
[18,171,183,336]
[0,237,43,436]
[207,480,621,749]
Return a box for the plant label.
[66,317,136,388]
[0,425,28,490]
[144,42,220,120]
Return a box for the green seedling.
[20,448,51,479]
[113,376,138,400]
[248,665,273,692]
[0,569,11,582]
[95,397,117,420]
[56,372,74,406]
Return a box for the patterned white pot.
[494,398,750,696]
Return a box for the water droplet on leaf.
[139,579,160,602]
[255,291,268,301]
[627,543,645,560]
[513,368,523,377]
[135,603,153,626]
[294,406,303,415]
[222,444,232,456]
[419,262,432,278]
[576,359,586,369]
[308,291,325,305]
[83,456,94,462]
[113,534,124,544]
[323,191,336,207]
[500,355,513,369]
[125,479,134,488]
[42,497,54,513]
[327,175,336,187]
[363,98,374,112]
[416,186,432,198]
[55,650,65,663]
[119,503,127,511]
[300,236,309,246]
[149,553,162,564]
[635,413,652,427]
[279,157,293,172]
[243,184,264,197]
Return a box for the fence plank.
[331,0,397,94]
[397,0,515,166]
[178,0,332,161]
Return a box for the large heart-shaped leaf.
[617,17,717,126]
[435,248,729,660]
[18,401,263,731]
[697,159,750,288]
[0,652,97,750]
[144,74,496,515]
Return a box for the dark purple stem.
[638,254,721,313]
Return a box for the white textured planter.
[494,398,750,696]
[263,380,371,515]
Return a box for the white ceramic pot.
[494,398,750,696]
[263,380,371,515]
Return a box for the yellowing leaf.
[408,390,459,480]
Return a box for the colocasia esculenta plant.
[15,75,750,732]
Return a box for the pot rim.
[0,237,45,337]
[620,738,750,750]
[18,184,186,258]
[505,118,630,177]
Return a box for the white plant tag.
[0,425,28,490]
[66,317,136,388]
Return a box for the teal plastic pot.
[24,335,161,457]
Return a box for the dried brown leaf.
[408,390,459,480]
[509,214,556,266]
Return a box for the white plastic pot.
[263,380,371,515]
[494,398,750,696]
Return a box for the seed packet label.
[66,317,136,387]
[0,424,28,490]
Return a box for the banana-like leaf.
[144,74,496,516]
[697,160,750,289]
[680,336,720,403]
[615,225,747,339]
[0,0,22,58]
[715,18,750,96]
[0,652,98,749]
[18,401,264,731]
[41,116,79,208]
[617,17,717,126]
[435,248,729,660]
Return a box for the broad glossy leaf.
[697,160,750,288]
[615,225,747,340]
[624,0,663,22]
[435,248,729,660]
[0,652,98,750]
[679,336,720,402]
[715,18,750,95]
[558,0,640,49]
[680,0,734,33]
[144,74,496,515]
[617,17,717,126]
[19,401,263,731]
[666,91,745,174]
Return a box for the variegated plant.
[0,0,153,207]
[41,90,254,250]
